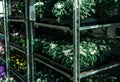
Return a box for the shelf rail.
[8,19,25,22]
[80,61,120,78]
[34,22,70,32]
[35,53,72,74]
[80,23,120,31]
[9,66,27,82]
[0,55,6,63]
[35,57,73,81]
[9,42,26,54]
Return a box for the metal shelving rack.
[3,0,34,82]
[2,0,120,82]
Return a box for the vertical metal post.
[73,0,80,82]
[25,0,33,82]
[29,0,35,82]
[3,0,9,77]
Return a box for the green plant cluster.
[34,38,117,69]
[11,1,25,18]
[34,0,96,22]
[36,66,71,82]
[10,23,26,48]
[34,0,44,19]
[10,53,27,77]
[10,0,120,23]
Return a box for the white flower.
[63,49,72,56]
[0,78,2,81]
[83,41,87,44]
[70,57,73,60]
[37,78,41,82]
[94,46,97,49]
[34,2,44,6]
[50,43,57,49]
[12,32,19,36]
[56,3,64,9]
[89,48,97,55]
[100,45,107,51]
[5,77,9,82]
[79,46,83,50]
[10,77,13,81]
[80,50,86,56]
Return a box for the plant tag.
[29,6,36,21]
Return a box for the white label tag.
[29,6,36,21]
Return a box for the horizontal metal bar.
[34,22,70,32]
[80,23,120,31]
[35,53,72,73]
[35,57,73,81]
[9,66,27,82]
[80,61,120,78]
[0,55,6,63]
[9,42,26,54]
[8,19,25,22]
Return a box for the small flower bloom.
[56,3,64,9]
[10,77,13,82]
[37,78,41,82]
[63,49,72,56]
[50,43,57,49]
[0,78,2,82]
[80,50,86,56]
[20,34,24,38]
[0,46,4,52]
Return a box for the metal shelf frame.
[3,0,34,82]
[3,0,120,82]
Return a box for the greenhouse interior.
[0,0,120,82]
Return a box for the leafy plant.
[34,37,117,69]
[34,0,44,19]
[52,0,95,22]
[11,1,25,18]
